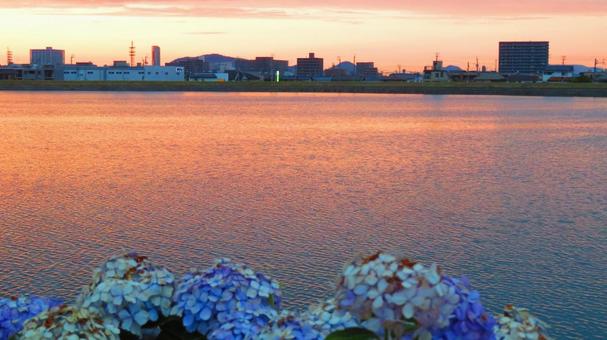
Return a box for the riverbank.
[1,80,607,97]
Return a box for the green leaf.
[402,320,418,333]
[326,327,380,340]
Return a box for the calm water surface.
[1,92,606,338]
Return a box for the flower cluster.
[170,258,281,338]
[440,276,496,339]
[17,305,120,339]
[3,252,554,340]
[259,311,323,340]
[335,252,460,339]
[0,295,63,340]
[78,253,175,336]
[494,305,550,340]
[301,298,359,336]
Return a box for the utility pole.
[70,54,75,64]
[594,58,599,73]
[475,57,479,72]
[561,56,566,65]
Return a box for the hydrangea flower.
[78,253,175,337]
[440,276,496,339]
[17,305,120,339]
[335,252,460,339]
[170,258,281,338]
[259,311,323,340]
[301,298,360,336]
[494,305,551,340]
[0,295,63,340]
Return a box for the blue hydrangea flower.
[0,295,63,340]
[301,298,360,336]
[335,252,460,339]
[17,305,120,339]
[494,305,551,340]
[259,311,323,340]
[170,258,281,338]
[438,276,496,340]
[78,253,175,337]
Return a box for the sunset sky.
[1,1,606,72]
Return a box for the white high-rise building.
[151,46,161,66]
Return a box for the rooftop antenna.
[70,54,75,64]
[397,64,402,73]
[435,52,440,62]
[129,41,136,67]
[475,57,479,72]
[7,47,13,65]
[561,55,566,65]
[143,56,148,65]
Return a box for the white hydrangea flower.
[494,305,551,340]
[17,305,120,339]
[335,252,460,339]
[301,298,360,336]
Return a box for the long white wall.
[62,66,184,81]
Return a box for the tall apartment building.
[296,53,324,79]
[499,41,549,74]
[152,46,161,66]
[30,47,65,66]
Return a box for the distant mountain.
[572,64,593,73]
[168,54,236,64]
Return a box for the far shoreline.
[1,80,607,98]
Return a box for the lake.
[0,92,605,338]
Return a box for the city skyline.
[1,1,606,71]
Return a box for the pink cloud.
[2,0,607,17]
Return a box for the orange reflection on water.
[1,92,606,339]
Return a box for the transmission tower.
[6,48,13,65]
[129,41,136,67]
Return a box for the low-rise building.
[385,72,422,82]
[355,62,380,80]
[542,65,576,82]
[59,63,104,81]
[166,58,209,80]
[59,64,184,81]
[189,72,229,82]
[6,64,57,80]
[423,60,450,82]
